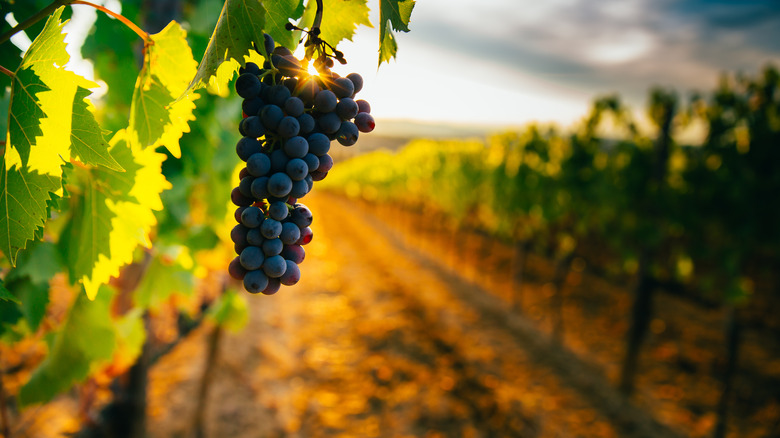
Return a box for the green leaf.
[7,67,48,167]
[19,285,116,406]
[130,21,199,157]
[183,0,267,96]
[70,87,123,171]
[60,130,170,300]
[378,0,415,66]
[1,7,121,265]
[0,157,61,265]
[299,0,371,50]
[0,280,19,304]
[265,0,305,49]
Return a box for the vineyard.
[0,0,779,437]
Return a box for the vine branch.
[71,0,150,42]
[0,65,13,79]
[0,0,149,47]
[0,0,71,46]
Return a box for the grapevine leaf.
[19,285,116,406]
[378,0,415,65]
[182,0,267,96]
[264,0,305,49]
[1,7,122,264]
[129,78,173,149]
[299,0,371,50]
[129,21,199,157]
[8,67,48,167]
[70,87,123,171]
[0,87,8,142]
[0,156,61,265]
[0,280,19,304]
[60,130,170,300]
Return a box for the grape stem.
[0,65,14,78]
[71,1,150,42]
[313,0,324,31]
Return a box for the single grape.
[231,224,249,245]
[314,89,338,113]
[262,238,284,256]
[262,277,282,295]
[231,187,253,206]
[330,77,355,98]
[240,62,261,76]
[247,228,265,246]
[318,154,334,172]
[236,137,263,161]
[240,206,264,228]
[307,133,331,156]
[281,244,305,264]
[272,46,293,57]
[239,167,250,180]
[297,226,313,245]
[239,116,265,137]
[336,121,359,146]
[240,246,264,270]
[236,73,262,99]
[286,158,309,181]
[268,202,289,221]
[284,77,299,93]
[234,206,247,223]
[228,256,248,280]
[284,136,309,158]
[310,170,328,181]
[347,72,363,94]
[280,222,301,245]
[247,153,271,177]
[291,204,313,228]
[267,172,293,198]
[242,97,264,117]
[277,116,300,138]
[356,99,371,114]
[354,112,375,133]
[270,84,292,107]
[263,33,275,56]
[303,153,320,173]
[244,269,270,294]
[280,260,301,286]
[263,254,287,278]
[251,176,270,199]
[297,113,315,134]
[284,96,305,117]
[270,149,290,173]
[290,179,310,199]
[238,175,254,197]
[317,112,341,134]
[260,217,283,239]
[261,104,284,130]
[335,98,359,120]
[304,174,314,191]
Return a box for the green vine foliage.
[0,0,413,407]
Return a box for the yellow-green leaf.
[299,0,372,51]
[129,21,199,157]
[183,0,267,96]
[60,130,171,300]
[378,0,415,66]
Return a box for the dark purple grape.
[244,269,269,294]
[229,256,247,280]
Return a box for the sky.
[333,0,780,131]
[7,0,780,133]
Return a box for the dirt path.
[146,192,680,438]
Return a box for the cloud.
[402,0,780,108]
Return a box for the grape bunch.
[228,33,375,295]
